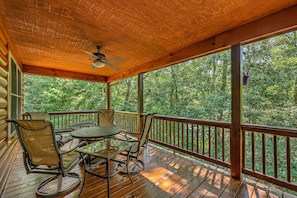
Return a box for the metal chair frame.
[121,113,155,173]
[7,119,84,197]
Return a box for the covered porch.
[0,1,297,197]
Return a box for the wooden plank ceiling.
[0,0,296,83]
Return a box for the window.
[8,55,22,136]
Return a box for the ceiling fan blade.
[105,57,124,62]
[90,65,97,70]
[82,50,99,59]
[69,57,93,60]
[105,61,121,71]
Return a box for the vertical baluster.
[75,113,77,128]
[73,113,75,127]
[57,114,60,130]
[169,120,172,146]
[197,124,199,154]
[202,125,205,155]
[186,123,189,150]
[252,132,255,171]
[177,122,179,148]
[274,135,278,178]
[165,120,168,144]
[222,127,225,162]
[191,123,194,152]
[287,136,291,182]
[173,121,176,148]
[215,126,218,159]
[158,119,161,142]
[262,133,266,175]
[134,114,136,132]
[242,130,246,168]
[62,114,65,129]
[161,120,164,143]
[208,126,211,157]
[159,119,162,142]
[182,123,184,149]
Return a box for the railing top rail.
[242,123,297,137]
[153,114,231,128]
[48,110,98,115]
[114,111,138,115]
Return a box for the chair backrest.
[25,112,51,120]
[98,109,115,126]
[9,120,60,166]
[139,113,155,147]
[131,113,155,153]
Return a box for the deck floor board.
[1,140,296,198]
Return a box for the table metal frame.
[76,138,135,198]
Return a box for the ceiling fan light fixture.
[93,61,105,68]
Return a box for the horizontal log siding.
[0,23,18,194]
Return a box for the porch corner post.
[106,82,112,109]
[138,73,144,132]
[231,44,243,180]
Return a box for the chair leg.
[121,158,144,174]
[79,154,88,197]
[36,172,80,197]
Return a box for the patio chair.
[24,111,73,146]
[121,113,155,173]
[23,111,51,120]
[97,109,116,126]
[7,119,85,197]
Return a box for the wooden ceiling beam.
[108,5,297,83]
[23,65,107,83]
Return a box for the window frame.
[8,53,22,138]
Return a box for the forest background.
[24,31,297,128]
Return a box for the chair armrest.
[59,141,88,155]
[55,134,62,142]
[121,130,141,140]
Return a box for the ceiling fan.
[82,46,123,71]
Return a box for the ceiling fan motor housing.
[93,52,106,61]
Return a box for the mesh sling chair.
[97,109,116,126]
[121,113,155,173]
[24,111,74,146]
[7,119,85,197]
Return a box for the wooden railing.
[114,111,138,133]
[48,110,138,132]
[150,114,231,168]
[242,124,297,191]
[45,110,297,191]
[48,111,98,131]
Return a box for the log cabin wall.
[0,17,21,193]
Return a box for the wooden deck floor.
[1,141,297,198]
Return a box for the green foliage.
[143,52,232,121]
[111,76,138,112]
[243,31,297,127]
[24,75,106,112]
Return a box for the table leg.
[107,159,110,198]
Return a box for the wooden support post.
[231,44,242,180]
[138,73,144,132]
[106,82,111,109]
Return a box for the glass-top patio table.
[71,126,122,139]
[76,138,135,198]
